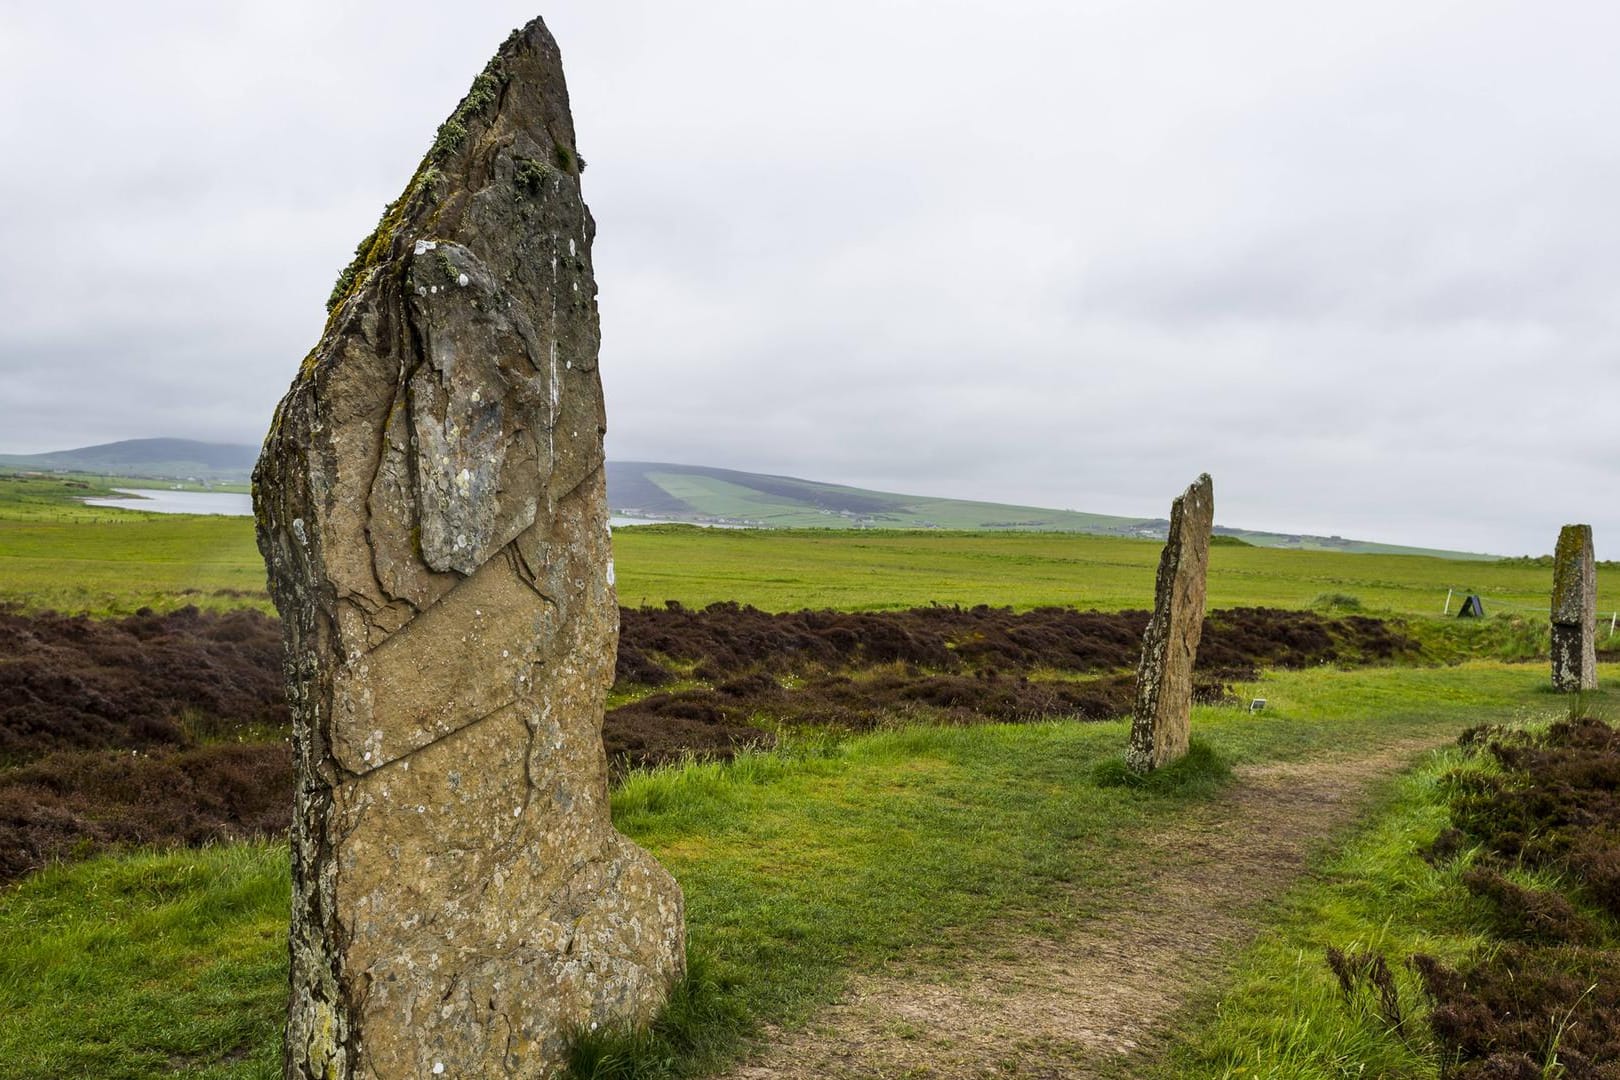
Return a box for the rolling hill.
[0,439,258,484]
[606,462,1494,559]
[0,440,1491,558]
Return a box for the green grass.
[0,471,1605,620]
[1153,755,1476,1079]
[0,472,268,615]
[1090,739,1234,796]
[0,662,1579,1079]
[610,526,1600,618]
[0,843,287,1079]
[1155,691,1620,1080]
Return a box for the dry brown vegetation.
[1409,717,1620,1079]
[0,602,1417,881]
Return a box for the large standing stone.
[1551,524,1598,692]
[1127,474,1214,772]
[253,20,685,1079]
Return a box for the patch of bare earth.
[724,739,1441,1080]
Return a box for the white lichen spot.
[413,239,438,256]
[417,285,428,297]
[607,559,616,586]
[513,806,522,817]
[457,272,469,287]
[432,1064,445,1075]
[568,237,577,256]
[430,285,438,294]
[291,518,307,547]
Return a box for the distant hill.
[0,441,1493,559]
[606,461,1496,560]
[0,439,258,484]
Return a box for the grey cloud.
[1,0,1617,557]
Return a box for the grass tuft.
[1090,738,1233,797]
[564,950,748,1079]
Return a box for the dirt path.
[724,738,1442,1080]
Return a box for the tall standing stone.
[253,20,684,1079]
[1127,474,1214,772]
[1551,524,1598,692]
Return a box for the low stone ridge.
[253,18,684,1079]
[1127,474,1215,772]
[1551,523,1597,692]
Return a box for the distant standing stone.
[253,19,684,1079]
[1127,474,1215,772]
[1551,524,1598,692]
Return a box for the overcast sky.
[1,1,1616,556]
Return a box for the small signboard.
[1457,594,1485,618]
[1249,698,1267,713]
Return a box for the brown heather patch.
[0,605,285,764]
[0,603,1416,878]
[0,742,292,882]
[1400,718,1620,1078]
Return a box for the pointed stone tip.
[502,16,557,56]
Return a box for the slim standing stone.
[253,20,684,1079]
[1551,524,1598,692]
[1127,474,1214,772]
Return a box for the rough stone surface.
[1551,524,1598,692]
[252,19,685,1079]
[1127,474,1214,772]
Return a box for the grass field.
[2,469,1611,1077]
[0,474,269,614]
[1159,750,1478,1080]
[0,663,1580,1080]
[0,471,1604,620]
[1163,696,1620,1080]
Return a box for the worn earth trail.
[724,738,1441,1080]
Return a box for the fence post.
[1443,588,1453,616]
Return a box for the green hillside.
[0,439,256,485]
[0,443,1493,559]
[606,462,1494,560]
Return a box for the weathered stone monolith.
[1127,474,1214,772]
[252,19,685,1079]
[1551,524,1597,692]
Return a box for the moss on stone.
[513,155,556,196]
[323,41,517,316]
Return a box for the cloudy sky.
[1,1,1616,556]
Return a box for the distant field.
[0,470,1603,620]
[609,526,1594,618]
[0,474,268,614]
